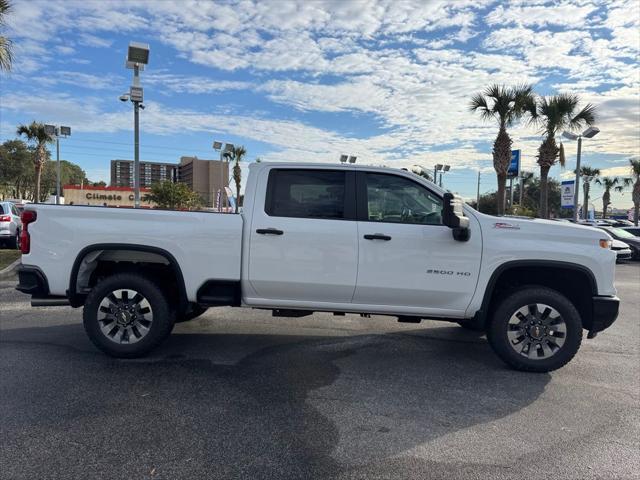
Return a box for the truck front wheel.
[83,273,175,358]
[487,286,583,373]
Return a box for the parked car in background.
[609,239,632,262]
[578,220,611,227]
[598,226,640,260]
[620,227,640,236]
[605,219,634,227]
[0,201,22,249]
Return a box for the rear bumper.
[589,295,619,335]
[16,265,50,296]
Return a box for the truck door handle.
[256,228,284,235]
[364,233,392,241]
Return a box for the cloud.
[78,34,114,49]
[1,0,638,208]
[485,2,599,28]
[145,73,252,94]
[598,166,634,178]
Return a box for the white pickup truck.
[16,162,619,372]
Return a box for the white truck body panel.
[22,162,617,320]
[22,205,243,301]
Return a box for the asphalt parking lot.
[1,264,639,480]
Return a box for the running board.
[272,309,312,318]
[31,297,70,307]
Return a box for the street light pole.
[56,135,61,204]
[133,94,140,208]
[572,136,582,222]
[124,42,150,209]
[45,124,70,205]
[564,126,599,221]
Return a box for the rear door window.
[265,169,350,220]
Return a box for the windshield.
[608,227,635,239]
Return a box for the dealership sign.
[507,150,521,178]
[561,180,575,208]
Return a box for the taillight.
[20,210,37,254]
[0,215,11,222]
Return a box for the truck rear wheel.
[487,286,582,373]
[83,273,174,358]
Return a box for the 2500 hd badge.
[426,269,472,276]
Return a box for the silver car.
[0,201,22,249]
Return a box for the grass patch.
[0,249,21,270]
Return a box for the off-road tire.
[487,286,582,373]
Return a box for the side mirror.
[442,192,470,242]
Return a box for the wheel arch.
[68,243,188,310]
[477,260,598,331]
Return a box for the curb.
[0,258,21,280]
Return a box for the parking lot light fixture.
[434,164,443,182]
[45,124,71,204]
[124,42,150,208]
[563,127,600,221]
[439,164,450,187]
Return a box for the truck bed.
[22,205,243,301]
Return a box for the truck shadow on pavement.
[0,323,550,479]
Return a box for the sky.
[1,0,638,209]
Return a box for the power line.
[68,137,219,155]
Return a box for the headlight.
[599,239,612,249]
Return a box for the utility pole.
[476,171,481,208]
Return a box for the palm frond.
[469,93,493,121]
[569,103,596,129]
[0,35,12,71]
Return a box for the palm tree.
[629,159,640,225]
[223,145,246,213]
[17,122,54,203]
[596,176,632,219]
[578,166,600,219]
[0,0,12,72]
[470,84,535,215]
[532,94,596,218]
